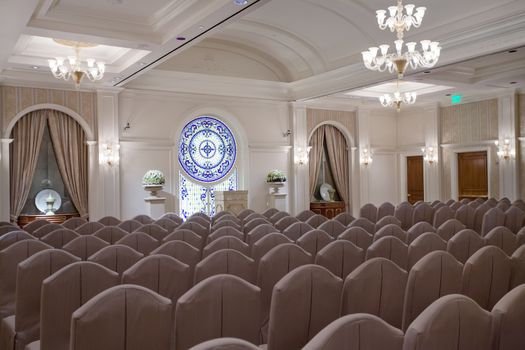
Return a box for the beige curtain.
[9,111,47,221]
[47,110,89,218]
[324,125,350,210]
[308,125,325,199]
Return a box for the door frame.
[450,145,493,201]
[399,149,425,203]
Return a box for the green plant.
[142,170,166,185]
[266,169,286,183]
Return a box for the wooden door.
[458,151,488,200]
[407,156,424,204]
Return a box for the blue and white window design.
[178,116,238,219]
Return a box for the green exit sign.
[451,95,462,104]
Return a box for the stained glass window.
[178,116,238,219]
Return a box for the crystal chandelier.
[48,39,105,87]
[362,0,441,78]
[379,90,417,111]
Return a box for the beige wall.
[440,99,499,199]
[306,108,356,144]
[0,85,96,137]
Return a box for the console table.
[18,213,80,228]
[310,201,345,219]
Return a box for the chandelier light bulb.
[376,0,426,39]
[379,90,417,111]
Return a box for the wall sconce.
[422,146,438,164]
[360,148,373,166]
[100,143,120,166]
[495,138,515,160]
[295,146,312,166]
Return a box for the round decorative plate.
[178,116,237,183]
[320,183,334,201]
[35,189,62,214]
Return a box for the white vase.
[267,182,285,194]
[143,184,164,198]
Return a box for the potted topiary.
[142,170,165,198]
[266,169,287,194]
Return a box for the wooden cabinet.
[18,213,80,228]
[310,201,345,219]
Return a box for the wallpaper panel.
[306,108,356,144]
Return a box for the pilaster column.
[423,103,441,201]
[498,93,518,200]
[291,103,309,215]
[0,139,13,221]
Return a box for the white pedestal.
[269,193,288,212]
[215,190,248,215]
[144,197,166,219]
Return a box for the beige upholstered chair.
[22,220,50,235]
[496,201,510,212]
[473,203,492,234]
[504,206,525,234]
[178,221,209,238]
[0,231,34,251]
[0,226,21,237]
[492,284,525,350]
[366,236,409,270]
[93,226,128,244]
[189,338,259,350]
[402,251,463,331]
[163,229,204,250]
[61,217,87,230]
[212,211,233,223]
[374,224,406,242]
[70,285,174,350]
[403,294,493,350]
[189,212,211,222]
[203,236,249,258]
[115,232,159,255]
[296,229,333,256]
[510,245,525,288]
[407,233,447,269]
[117,219,143,233]
[406,222,435,244]
[395,203,414,231]
[446,229,485,263]
[211,220,242,233]
[436,219,466,241]
[338,227,374,250]
[132,214,155,224]
[134,223,169,241]
[40,229,80,249]
[377,202,395,221]
[250,233,292,263]
[412,203,434,226]
[194,249,255,284]
[151,241,201,277]
[348,218,376,234]
[27,261,119,350]
[245,224,278,247]
[32,223,61,239]
[267,265,343,350]
[317,220,347,238]
[243,218,271,234]
[260,208,279,219]
[63,235,109,260]
[302,314,404,350]
[315,240,364,280]
[484,226,518,256]
[342,257,407,328]
[257,244,312,328]
[237,209,255,222]
[450,201,462,211]
[375,216,402,231]
[334,212,355,226]
[269,211,289,225]
[0,249,79,350]
[305,214,329,229]
[282,222,314,241]
[175,275,260,350]
[214,214,241,225]
[296,210,317,222]
[88,244,143,276]
[433,206,455,228]
[153,217,179,232]
[207,226,244,243]
[160,212,184,225]
[455,204,476,230]
[97,216,121,226]
[462,246,512,310]
[274,216,299,232]
[185,217,210,229]
[244,212,267,224]
[0,240,51,319]
[481,208,506,236]
[122,254,190,303]
[360,203,378,223]
[75,222,104,235]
